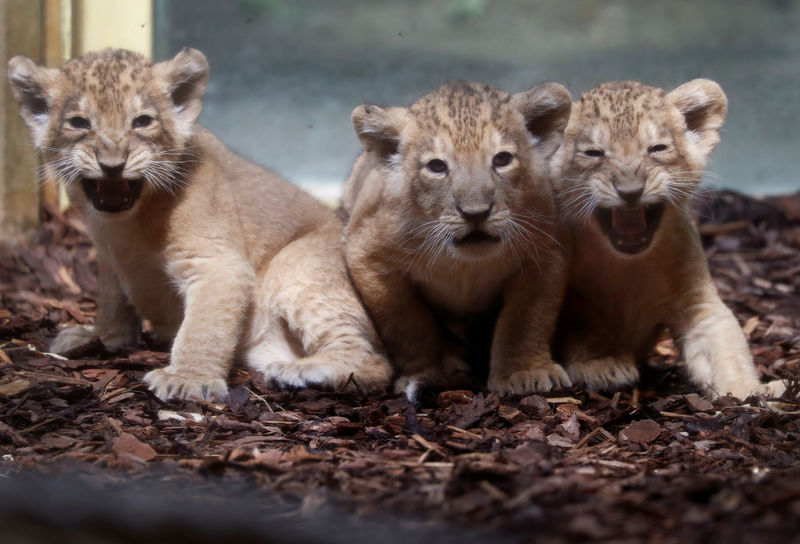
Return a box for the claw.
[143,367,228,402]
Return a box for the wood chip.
[112,432,157,462]
[56,265,82,295]
[0,379,30,397]
[742,316,760,337]
[685,394,715,412]
[618,420,661,443]
[0,193,799,541]
[546,397,582,405]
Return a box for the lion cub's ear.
[7,56,60,147]
[153,48,209,137]
[351,105,411,169]
[513,82,572,158]
[667,79,727,157]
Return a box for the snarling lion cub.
[551,79,786,399]
[343,81,573,401]
[8,48,391,400]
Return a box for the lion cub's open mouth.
[453,230,501,246]
[596,203,664,254]
[81,178,144,213]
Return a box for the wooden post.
[72,0,152,58]
[0,0,43,235]
[41,0,69,212]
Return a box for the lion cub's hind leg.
[50,256,142,355]
[245,228,392,394]
[50,325,98,354]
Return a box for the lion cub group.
[9,48,785,403]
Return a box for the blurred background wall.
[154,0,800,199]
[3,0,798,233]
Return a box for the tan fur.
[343,82,573,399]
[8,48,391,400]
[551,80,785,399]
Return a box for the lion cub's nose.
[617,187,643,206]
[98,161,126,179]
[456,202,493,224]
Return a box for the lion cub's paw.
[264,359,346,392]
[50,325,96,354]
[394,356,479,404]
[488,363,572,395]
[394,374,429,404]
[394,373,454,406]
[750,379,787,399]
[566,356,639,392]
[144,367,228,402]
[263,354,391,394]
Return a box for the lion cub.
[343,82,573,400]
[551,79,785,399]
[8,48,391,400]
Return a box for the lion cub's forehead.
[576,81,671,145]
[409,82,515,150]
[60,49,156,114]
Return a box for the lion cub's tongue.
[611,206,647,238]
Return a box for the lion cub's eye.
[492,151,514,168]
[132,115,155,129]
[67,116,91,130]
[426,159,448,174]
[583,149,605,158]
[648,144,668,153]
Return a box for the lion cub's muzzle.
[81,178,144,213]
[454,230,501,246]
[596,203,664,254]
[452,201,501,246]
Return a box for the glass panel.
[154,0,800,197]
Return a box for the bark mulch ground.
[1,193,799,543]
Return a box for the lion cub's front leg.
[50,254,140,354]
[564,355,639,392]
[488,271,571,395]
[673,287,784,400]
[557,298,640,392]
[347,255,453,400]
[144,253,253,401]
